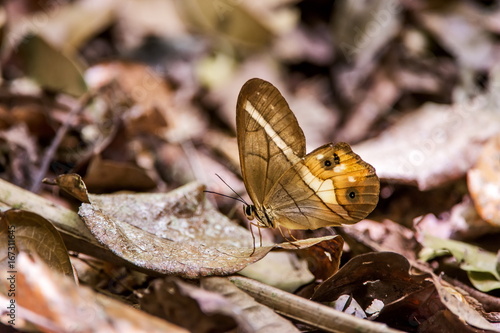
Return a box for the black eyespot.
[324,160,332,167]
[333,153,340,165]
[244,205,253,216]
[349,191,356,199]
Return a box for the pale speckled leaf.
[70,175,337,278]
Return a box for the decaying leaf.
[10,252,187,332]
[418,233,500,292]
[468,133,500,226]
[43,173,90,203]
[297,234,344,282]
[431,275,498,331]
[0,209,74,285]
[340,219,419,261]
[50,174,339,278]
[312,252,432,317]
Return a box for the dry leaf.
[83,154,157,193]
[414,196,499,241]
[340,219,419,261]
[0,209,74,284]
[5,252,187,332]
[468,133,500,226]
[297,234,344,282]
[312,252,432,316]
[431,275,497,331]
[51,174,338,278]
[175,0,274,49]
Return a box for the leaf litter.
[2,1,500,332]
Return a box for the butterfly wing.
[263,142,380,229]
[236,78,306,207]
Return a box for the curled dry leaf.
[10,252,187,333]
[468,133,500,226]
[54,174,338,278]
[354,94,500,190]
[312,252,432,316]
[430,275,498,331]
[0,209,74,284]
[43,173,90,203]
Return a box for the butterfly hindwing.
[262,143,380,229]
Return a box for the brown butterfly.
[237,78,379,231]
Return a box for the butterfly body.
[237,78,379,230]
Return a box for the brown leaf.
[312,252,432,313]
[340,219,419,261]
[8,252,187,332]
[0,209,74,282]
[43,173,90,203]
[468,133,500,227]
[297,234,344,281]
[430,275,497,331]
[83,154,157,193]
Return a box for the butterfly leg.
[276,225,301,249]
[249,221,265,256]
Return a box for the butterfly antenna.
[204,174,248,205]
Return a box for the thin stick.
[31,93,94,193]
[229,276,406,333]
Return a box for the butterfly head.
[244,204,274,228]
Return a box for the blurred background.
[1,0,500,236]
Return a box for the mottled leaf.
[0,209,74,283]
[54,174,337,278]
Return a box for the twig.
[228,276,406,333]
[30,93,94,193]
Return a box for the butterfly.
[236,78,380,231]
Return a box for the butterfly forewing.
[236,78,306,207]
